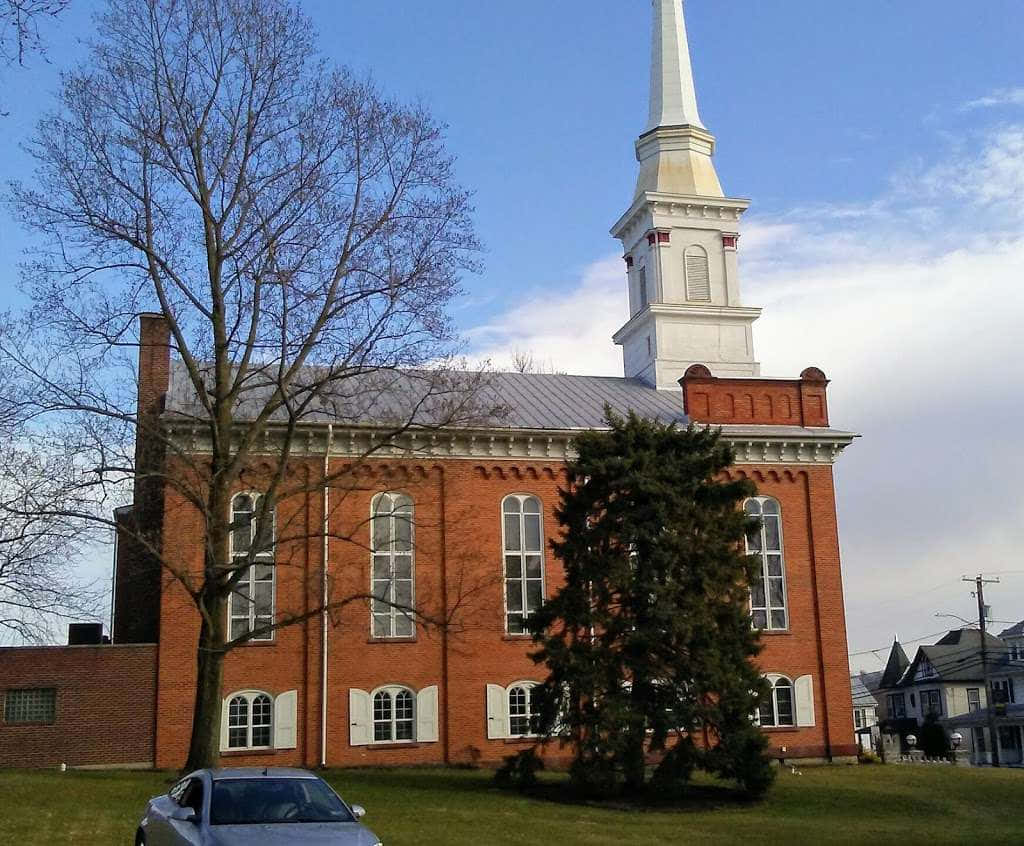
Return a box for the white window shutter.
[274,690,298,750]
[349,688,372,747]
[486,684,508,740]
[416,685,439,743]
[219,698,231,752]
[795,675,815,727]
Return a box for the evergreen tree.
[529,409,775,797]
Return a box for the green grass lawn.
[0,764,1021,845]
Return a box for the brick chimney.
[112,313,171,644]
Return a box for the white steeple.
[612,0,761,388]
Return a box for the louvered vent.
[685,248,710,301]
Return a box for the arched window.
[684,245,711,301]
[226,691,273,749]
[508,683,539,737]
[502,495,545,634]
[228,493,276,642]
[371,493,415,638]
[745,497,787,630]
[372,687,415,743]
[758,676,795,727]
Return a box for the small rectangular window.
[967,688,981,713]
[887,693,906,718]
[921,689,942,717]
[4,688,56,724]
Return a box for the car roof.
[206,767,321,781]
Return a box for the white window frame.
[371,685,416,744]
[967,687,981,713]
[501,495,546,635]
[225,690,273,750]
[757,675,795,727]
[684,244,711,302]
[227,492,276,643]
[744,497,788,631]
[370,492,415,639]
[507,681,540,738]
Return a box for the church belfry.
[612,0,761,388]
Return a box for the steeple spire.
[633,1,723,199]
[646,0,705,133]
[610,0,761,387]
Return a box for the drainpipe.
[320,424,334,768]
[438,466,450,765]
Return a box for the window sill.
[502,634,533,642]
[2,721,56,727]
[759,726,800,733]
[235,640,277,647]
[366,742,424,750]
[220,748,277,756]
[366,637,417,645]
[503,737,539,745]
[756,630,792,636]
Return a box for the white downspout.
[320,424,333,768]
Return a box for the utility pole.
[964,574,1001,766]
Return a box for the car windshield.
[209,777,355,826]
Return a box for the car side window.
[180,779,204,816]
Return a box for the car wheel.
[135,831,146,846]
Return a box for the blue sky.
[2,1,1024,666]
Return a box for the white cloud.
[962,87,1024,110]
[468,121,1024,672]
[466,255,626,375]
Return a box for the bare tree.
[0,427,103,643]
[5,0,497,769]
[1,1,69,66]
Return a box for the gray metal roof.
[898,630,1010,686]
[1000,620,1024,639]
[850,674,879,707]
[164,360,688,432]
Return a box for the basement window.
[3,688,56,724]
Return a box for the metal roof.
[164,360,689,432]
[999,620,1024,639]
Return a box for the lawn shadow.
[514,776,761,815]
[325,765,761,816]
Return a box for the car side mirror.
[351,804,366,820]
[170,806,199,824]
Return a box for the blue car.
[135,767,382,845]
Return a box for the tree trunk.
[184,593,227,771]
[623,679,648,793]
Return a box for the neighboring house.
[0,1,860,769]
[874,627,1024,766]
[942,619,1024,766]
[851,672,880,753]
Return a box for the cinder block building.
[1,0,859,769]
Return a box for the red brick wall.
[682,366,830,428]
[151,453,854,768]
[0,645,157,768]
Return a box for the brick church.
[0,0,858,769]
